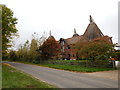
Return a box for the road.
[3,61,118,88]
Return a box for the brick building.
[48,16,113,60]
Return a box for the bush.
[43,60,112,68]
[8,50,17,61]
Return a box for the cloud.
[1,0,119,49]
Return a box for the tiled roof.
[47,36,55,40]
[82,22,104,41]
[65,35,82,45]
[48,16,112,45]
[93,35,113,44]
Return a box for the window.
[73,54,74,57]
[67,54,70,60]
[67,45,70,49]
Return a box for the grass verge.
[39,64,116,72]
[2,63,56,88]
[4,60,116,72]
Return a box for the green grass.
[2,63,56,88]
[4,60,116,72]
[39,64,116,72]
[0,64,2,89]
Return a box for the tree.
[8,50,17,61]
[28,39,39,63]
[14,40,30,62]
[1,5,18,59]
[39,37,60,60]
[12,33,46,63]
[74,40,114,67]
[75,40,113,61]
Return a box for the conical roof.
[47,35,55,40]
[83,21,104,41]
[73,34,79,37]
[47,31,56,40]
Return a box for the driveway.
[3,61,118,88]
[85,70,118,80]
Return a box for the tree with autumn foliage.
[38,36,60,60]
[74,39,114,67]
[75,39,114,61]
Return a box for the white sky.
[1,0,119,49]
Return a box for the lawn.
[4,60,116,73]
[2,63,56,88]
[40,64,116,72]
[0,63,2,89]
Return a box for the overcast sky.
[1,0,119,50]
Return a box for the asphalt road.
[3,61,118,88]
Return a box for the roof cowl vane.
[49,30,51,36]
[73,28,79,37]
[48,30,55,40]
[74,28,77,34]
[89,15,94,23]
